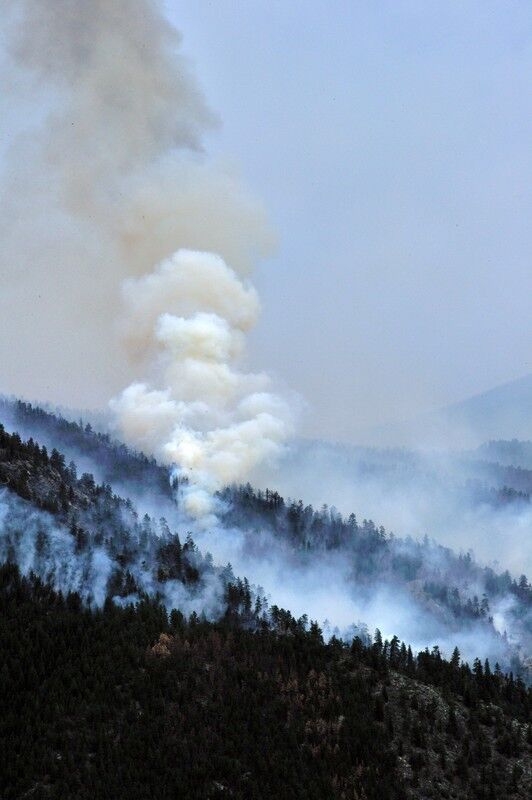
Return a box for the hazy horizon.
[1,1,531,449]
[169,0,532,442]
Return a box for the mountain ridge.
[362,373,532,448]
[0,396,531,799]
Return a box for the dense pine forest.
[0,397,531,798]
[0,399,530,672]
[0,564,530,800]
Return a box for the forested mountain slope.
[1,565,530,800]
[0,399,531,798]
[0,399,530,676]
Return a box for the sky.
[0,1,531,445]
[166,0,532,441]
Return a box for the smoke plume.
[0,0,274,406]
[111,249,292,518]
[1,0,290,505]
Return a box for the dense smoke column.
[1,0,274,406]
[2,0,291,503]
[111,249,292,520]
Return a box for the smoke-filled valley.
[254,434,532,576]
[0,397,529,676]
[0,397,531,797]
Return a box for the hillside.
[364,373,532,448]
[263,436,532,577]
[444,374,532,443]
[1,565,530,800]
[0,400,531,798]
[0,404,531,671]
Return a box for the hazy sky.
[167,1,532,441]
[1,2,531,445]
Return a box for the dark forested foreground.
[0,564,530,800]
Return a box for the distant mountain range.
[364,373,532,448]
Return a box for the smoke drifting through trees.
[0,400,529,677]
[254,439,532,575]
[0,3,529,682]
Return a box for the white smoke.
[253,439,532,575]
[0,0,274,408]
[0,488,113,607]
[1,0,291,507]
[111,249,293,519]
